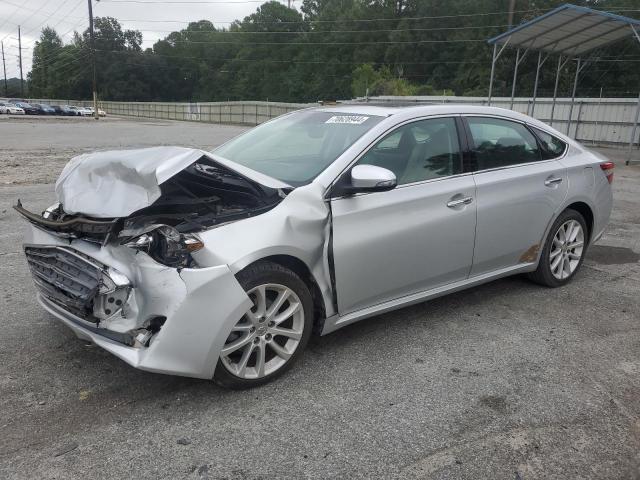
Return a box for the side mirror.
[348,164,397,193]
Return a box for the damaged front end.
[15,147,290,268]
[14,147,288,377]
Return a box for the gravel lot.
[1,116,639,480]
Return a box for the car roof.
[313,103,545,126]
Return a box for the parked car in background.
[15,105,613,389]
[32,103,56,115]
[72,106,93,116]
[0,101,25,114]
[51,105,76,116]
[68,106,92,116]
[11,101,38,115]
[87,106,107,117]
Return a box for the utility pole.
[18,26,23,97]
[1,41,7,97]
[88,0,99,119]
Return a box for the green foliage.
[2,77,27,97]
[25,0,640,102]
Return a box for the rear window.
[467,117,541,170]
[530,126,567,159]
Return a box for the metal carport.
[486,3,640,164]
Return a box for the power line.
[22,0,79,37]
[0,0,26,36]
[97,48,487,65]
[134,23,513,35]
[0,0,85,21]
[20,0,60,36]
[97,48,640,66]
[30,49,89,77]
[100,0,274,3]
[152,38,488,45]
[109,6,640,24]
[0,0,84,47]
[98,58,470,79]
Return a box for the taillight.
[600,161,614,184]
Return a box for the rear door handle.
[544,177,563,186]
[447,196,473,208]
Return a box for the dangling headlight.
[121,225,204,268]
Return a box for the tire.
[527,208,588,287]
[213,261,314,389]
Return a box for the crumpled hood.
[55,146,291,218]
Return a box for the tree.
[28,27,62,97]
[25,1,640,102]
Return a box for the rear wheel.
[527,209,588,287]
[213,261,313,389]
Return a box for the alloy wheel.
[549,219,584,280]
[220,283,304,379]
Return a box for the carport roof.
[487,3,640,56]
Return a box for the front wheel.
[213,261,314,389]
[527,209,588,287]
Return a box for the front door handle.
[544,177,563,186]
[447,196,473,208]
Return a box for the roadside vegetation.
[22,0,640,102]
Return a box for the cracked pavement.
[0,116,639,479]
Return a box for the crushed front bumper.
[24,225,252,379]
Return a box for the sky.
[0,0,294,78]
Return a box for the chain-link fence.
[24,96,640,148]
[25,99,312,126]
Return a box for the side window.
[467,117,541,170]
[358,117,462,185]
[530,126,567,159]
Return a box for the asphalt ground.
[1,116,639,479]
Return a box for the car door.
[329,116,477,315]
[462,116,568,277]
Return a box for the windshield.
[214,110,384,186]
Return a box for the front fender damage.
[193,182,336,320]
[144,266,253,378]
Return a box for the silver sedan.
[16,105,613,388]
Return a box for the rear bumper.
[24,225,252,379]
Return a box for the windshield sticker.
[325,115,370,125]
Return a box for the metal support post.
[567,57,582,136]
[550,55,569,127]
[487,39,510,106]
[574,101,584,140]
[487,44,497,104]
[627,93,640,165]
[531,51,549,118]
[510,49,521,110]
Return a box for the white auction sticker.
[325,115,370,125]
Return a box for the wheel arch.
[236,254,327,335]
[564,201,594,243]
[534,199,596,267]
